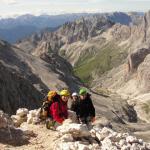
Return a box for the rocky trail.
[0,94,150,150]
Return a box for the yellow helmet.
[47,91,57,101]
[60,90,70,97]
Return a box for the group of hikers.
[40,88,95,130]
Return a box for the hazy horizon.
[0,0,150,18]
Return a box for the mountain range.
[0,12,143,43]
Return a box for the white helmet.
[72,92,78,97]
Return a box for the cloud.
[0,0,18,5]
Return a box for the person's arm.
[88,98,95,117]
[50,102,64,124]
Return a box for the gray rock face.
[128,48,150,73]
[0,62,43,114]
[0,40,79,114]
[137,54,150,91]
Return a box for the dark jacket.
[70,98,80,115]
[77,93,95,119]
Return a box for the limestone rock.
[16,108,29,117]
[11,108,29,127]
[60,134,74,142]
[27,109,41,124]
[55,122,150,150]
[95,127,114,141]
[57,123,90,137]
[126,136,138,144]
[11,115,26,127]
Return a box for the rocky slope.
[0,108,150,149]
[0,40,79,114]
[92,11,150,123]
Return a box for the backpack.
[40,91,61,120]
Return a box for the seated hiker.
[78,88,95,126]
[48,89,70,128]
[70,92,80,117]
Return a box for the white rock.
[95,127,114,141]
[29,109,37,117]
[55,142,77,150]
[101,137,113,149]
[116,133,123,138]
[57,123,90,137]
[121,145,130,150]
[32,117,41,124]
[35,108,41,117]
[27,115,33,124]
[26,109,41,124]
[96,132,105,141]
[77,143,90,150]
[119,139,126,147]
[60,134,74,142]
[122,133,130,138]
[131,143,141,150]
[93,126,101,132]
[101,127,114,134]
[90,129,96,137]
[145,143,150,149]
[112,132,118,137]
[91,143,101,150]
[138,139,143,144]
[16,108,28,117]
[126,136,138,144]
[63,119,73,125]
[11,115,27,127]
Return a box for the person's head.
[72,92,78,101]
[60,89,70,102]
[79,88,88,100]
[47,91,57,101]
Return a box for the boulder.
[27,114,33,124]
[119,139,126,147]
[77,143,90,150]
[27,109,41,124]
[16,108,29,117]
[101,137,117,150]
[57,123,90,137]
[95,127,114,141]
[126,136,138,144]
[60,134,74,142]
[54,141,78,150]
[11,115,26,127]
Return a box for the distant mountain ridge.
[0,12,144,43]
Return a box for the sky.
[0,0,150,17]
